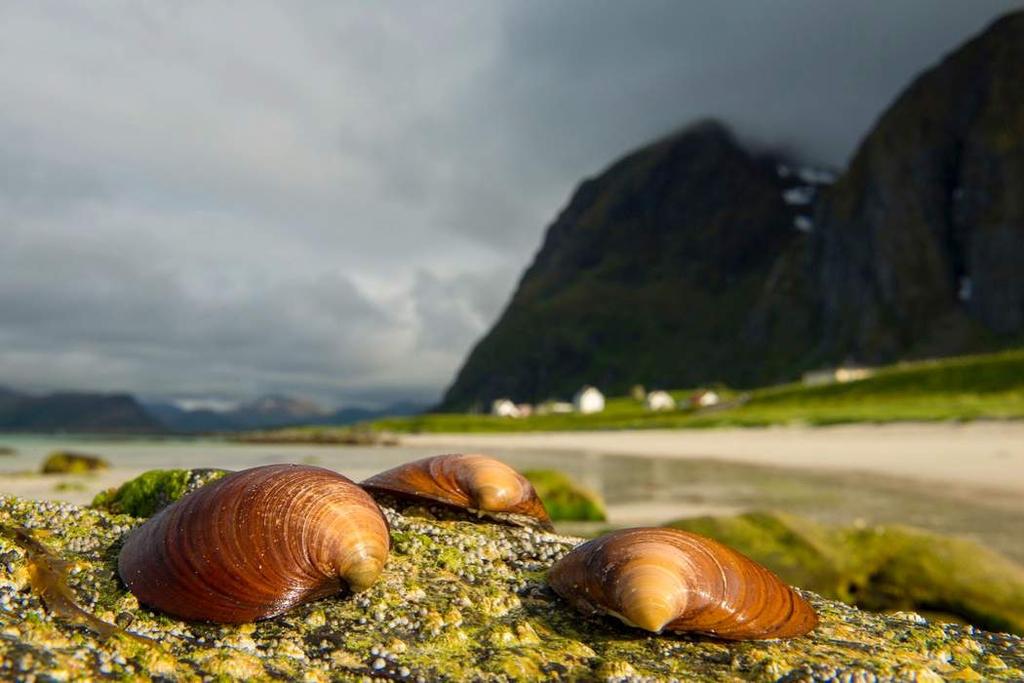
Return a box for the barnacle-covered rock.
[0,475,1022,681]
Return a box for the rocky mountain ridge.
[439,10,1024,410]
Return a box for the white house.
[491,398,522,418]
[645,390,676,411]
[573,386,605,414]
[690,389,720,408]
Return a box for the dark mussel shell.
[547,527,818,640]
[118,464,390,623]
[361,453,553,531]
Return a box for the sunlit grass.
[363,348,1024,432]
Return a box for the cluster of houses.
[490,385,720,418]
[488,364,874,419]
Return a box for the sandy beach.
[5,422,1024,561]
[402,421,1024,495]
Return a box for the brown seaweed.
[1,525,153,643]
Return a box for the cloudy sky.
[1,1,1020,408]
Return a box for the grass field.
[360,348,1024,433]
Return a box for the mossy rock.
[668,511,1024,635]
[40,451,109,474]
[91,468,228,517]
[523,469,607,522]
[1,490,1023,681]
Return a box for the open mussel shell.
[547,527,818,640]
[118,464,390,623]
[361,453,554,531]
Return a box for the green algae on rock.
[91,468,228,517]
[667,511,1024,635]
[40,450,110,475]
[522,470,607,522]
[2,490,1024,681]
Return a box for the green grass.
[366,348,1024,433]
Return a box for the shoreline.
[400,420,1024,496]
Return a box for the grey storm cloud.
[0,1,1019,407]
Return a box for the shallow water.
[2,434,1023,563]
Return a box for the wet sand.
[4,422,1024,561]
[401,421,1024,495]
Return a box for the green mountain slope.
[440,11,1024,410]
[440,121,825,409]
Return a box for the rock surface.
[1,493,1023,681]
[813,10,1024,361]
[39,451,111,475]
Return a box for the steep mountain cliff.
[813,10,1024,361]
[440,11,1024,410]
[440,121,830,409]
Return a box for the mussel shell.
[361,453,553,531]
[547,527,818,640]
[118,464,390,623]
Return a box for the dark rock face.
[440,121,828,409]
[813,11,1024,361]
[440,11,1024,410]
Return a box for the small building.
[573,386,605,414]
[834,366,872,383]
[491,398,522,418]
[802,366,874,386]
[690,389,720,409]
[515,403,534,418]
[645,390,676,411]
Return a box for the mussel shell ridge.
[118,464,391,623]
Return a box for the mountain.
[324,401,426,426]
[0,391,163,433]
[440,120,832,409]
[230,394,328,429]
[440,11,1024,410]
[145,394,324,432]
[142,402,241,433]
[813,10,1024,362]
[146,395,425,433]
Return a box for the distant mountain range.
[0,388,162,433]
[0,386,423,434]
[143,395,424,433]
[439,11,1024,409]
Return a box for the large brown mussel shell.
[547,527,818,640]
[118,464,390,623]
[361,453,554,531]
